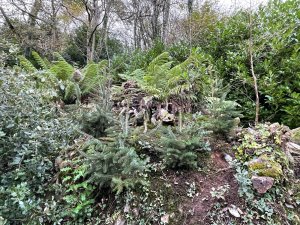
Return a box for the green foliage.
[203,96,242,136]
[32,51,49,70]
[123,49,215,109]
[18,55,37,73]
[63,25,124,66]
[159,125,211,169]
[60,160,95,221]
[81,60,108,95]
[0,39,20,67]
[283,92,300,126]
[64,80,81,104]
[81,106,114,137]
[50,52,74,81]
[208,0,300,127]
[18,51,109,103]
[83,139,149,194]
[0,69,78,223]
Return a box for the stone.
[123,203,130,213]
[161,214,170,224]
[269,123,280,134]
[228,206,241,218]
[248,155,283,179]
[286,142,300,156]
[156,109,175,123]
[114,215,125,225]
[291,128,300,145]
[251,175,274,194]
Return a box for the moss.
[248,155,283,179]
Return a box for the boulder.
[248,155,283,179]
[291,128,300,145]
[251,176,274,194]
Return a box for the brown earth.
[172,142,245,225]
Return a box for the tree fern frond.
[32,51,48,70]
[81,60,108,95]
[18,55,37,73]
[50,54,74,81]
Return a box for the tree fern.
[64,81,81,104]
[50,52,74,81]
[32,51,48,70]
[18,55,37,73]
[80,60,108,95]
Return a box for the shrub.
[83,139,149,194]
[203,96,242,136]
[0,69,78,223]
[81,106,114,138]
[159,125,211,169]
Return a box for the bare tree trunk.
[97,0,113,60]
[151,0,160,41]
[86,0,101,62]
[162,0,170,43]
[249,0,259,125]
[50,0,59,52]
[0,6,19,36]
[25,0,42,57]
[188,0,193,16]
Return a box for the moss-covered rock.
[291,127,300,145]
[248,154,283,179]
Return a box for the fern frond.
[50,53,74,81]
[32,51,48,70]
[18,55,37,73]
[81,60,108,95]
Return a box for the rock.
[72,69,82,82]
[224,154,233,163]
[291,128,300,145]
[286,142,300,156]
[248,155,283,179]
[251,175,274,194]
[114,215,125,225]
[123,203,130,213]
[132,208,139,217]
[269,123,280,134]
[156,108,175,123]
[161,214,170,224]
[228,205,241,218]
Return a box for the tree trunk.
[249,0,259,125]
[86,0,101,62]
[188,0,193,16]
[25,0,42,57]
[162,0,170,43]
[98,0,113,60]
[50,0,59,52]
[151,0,160,41]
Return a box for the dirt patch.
[180,150,243,225]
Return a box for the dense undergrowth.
[0,0,300,224]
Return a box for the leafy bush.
[208,0,300,127]
[0,69,78,223]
